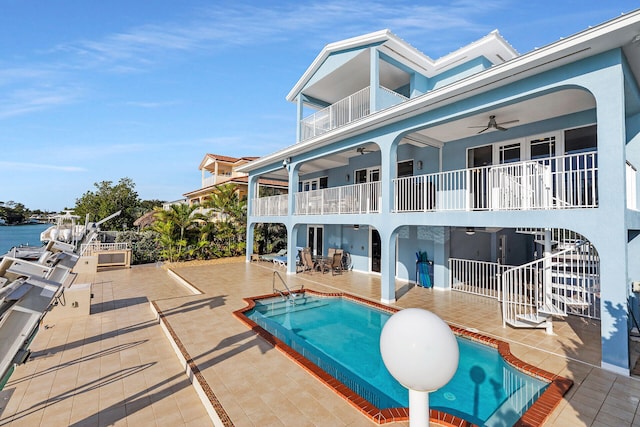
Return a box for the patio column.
[245,174,260,262]
[432,226,450,289]
[285,225,299,275]
[380,227,397,304]
[589,63,630,375]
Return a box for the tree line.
[4,177,286,264]
[76,177,285,264]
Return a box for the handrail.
[272,271,304,303]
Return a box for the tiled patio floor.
[1,258,639,426]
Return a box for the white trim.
[238,12,640,175]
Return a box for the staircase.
[502,229,600,333]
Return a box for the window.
[397,160,414,178]
[565,125,597,154]
[355,168,380,183]
[530,136,556,160]
[298,177,328,192]
[467,145,492,167]
[499,142,521,164]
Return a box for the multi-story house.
[183,154,287,218]
[237,12,640,377]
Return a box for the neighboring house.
[237,12,640,377]
[183,154,287,220]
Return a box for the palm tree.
[152,203,204,261]
[204,184,247,256]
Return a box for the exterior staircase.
[502,228,600,333]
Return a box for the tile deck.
[1,258,639,426]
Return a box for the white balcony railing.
[450,258,514,300]
[300,86,408,141]
[252,194,288,216]
[295,181,381,215]
[394,152,597,212]
[80,242,130,256]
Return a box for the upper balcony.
[250,152,602,218]
[393,152,598,212]
[300,86,408,142]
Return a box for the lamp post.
[380,308,459,427]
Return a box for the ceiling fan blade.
[477,127,489,134]
[468,125,488,128]
[496,126,508,131]
[497,119,520,126]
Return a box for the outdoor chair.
[330,252,343,275]
[300,248,314,273]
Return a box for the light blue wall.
[430,56,493,91]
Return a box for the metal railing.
[294,181,381,215]
[299,86,408,141]
[251,194,288,216]
[501,241,600,328]
[272,271,303,303]
[449,258,513,300]
[394,151,598,212]
[80,242,130,256]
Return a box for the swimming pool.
[235,291,572,426]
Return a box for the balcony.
[295,182,381,215]
[252,194,288,216]
[394,152,598,212]
[249,152,598,219]
[300,86,408,141]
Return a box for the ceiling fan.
[356,147,375,155]
[469,115,519,134]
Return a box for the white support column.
[370,48,379,113]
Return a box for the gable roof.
[286,29,518,102]
[198,154,260,170]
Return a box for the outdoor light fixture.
[282,157,291,169]
[346,174,350,182]
[353,224,359,230]
[417,160,423,170]
[465,227,476,235]
[380,308,459,427]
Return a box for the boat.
[2,245,47,261]
[0,240,79,390]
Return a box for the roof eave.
[244,10,640,174]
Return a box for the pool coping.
[233,289,573,426]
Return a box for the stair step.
[506,317,549,329]
[515,312,550,325]
[538,303,565,316]
[551,294,590,307]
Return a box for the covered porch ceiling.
[262,88,596,180]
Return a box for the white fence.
[251,194,288,216]
[299,86,408,141]
[80,242,130,256]
[394,152,598,212]
[450,258,513,300]
[295,181,381,215]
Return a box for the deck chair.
[330,252,343,275]
[300,248,314,273]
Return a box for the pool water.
[247,295,549,426]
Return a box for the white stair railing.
[501,241,600,329]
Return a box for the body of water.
[0,223,50,254]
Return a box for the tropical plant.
[204,183,247,256]
[151,203,205,261]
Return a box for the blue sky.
[1,1,638,211]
